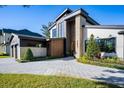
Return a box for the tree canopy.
[41,22,53,39]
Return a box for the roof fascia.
[55,8,72,21]
[64,9,82,20]
[48,22,56,30]
[85,25,124,29]
[64,9,99,25]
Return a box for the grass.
[0,74,120,88]
[0,56,10,58]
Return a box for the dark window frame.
[85,37,116,53]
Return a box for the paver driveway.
[0,57,124,87]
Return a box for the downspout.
[121,35,124,60]
[118,31,124,60]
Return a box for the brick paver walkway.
[0,57,124,87]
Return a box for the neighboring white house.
[0,29,47,59]
[0,29,12,55]
[49,8,124,59]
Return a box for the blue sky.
[0,5,124,34]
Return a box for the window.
[58,23,62,37]
[58,22,64,37]
[85,37,116,53]
[52,28,57,38]
[61,22,64,37]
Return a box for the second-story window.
[52,28,57,38]
[58,22,64,37]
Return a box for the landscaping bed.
[78,34,124,70]
[17,56,63,63]
[78,56,124,70]
[0,74,120,88]
[0,52,10,58]
[0,56,10,58]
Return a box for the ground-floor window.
[85,37,116,53]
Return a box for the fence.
[20,47,47,58]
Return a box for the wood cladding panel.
[47,38,64,57]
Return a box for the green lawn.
[0,74,119,88]
[0,56,10,58]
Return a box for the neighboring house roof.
[0,28,45,39]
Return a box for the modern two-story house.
[49,8,124,59]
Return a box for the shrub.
[23,48,34,61]
[79,55,89,63]
[100,56,120,63]
[111,56,119,60]
[86,34,100,59]
[0,52,9,56]
[104,58,115,63]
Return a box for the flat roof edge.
[85,25,124,29]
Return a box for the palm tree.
[41,22,53,39]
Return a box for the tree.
[41,22,53,39]
[23,48,33,61]
[86,34,100,59]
